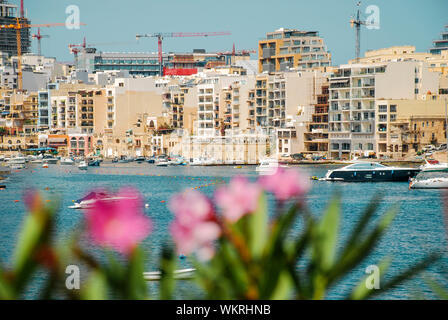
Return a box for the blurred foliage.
[0,190,443,300]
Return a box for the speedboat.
[60,158,75,165]
[7,157,27,169]
[88,159,101,167]
[69,191,138,209]
[256,158,287,175]
[420,159,448,172]
[135,156,146,163]
[112,157,119,163]
[43,154,58,164]
[147,157,156,164]
[322,162,420,182]
[156,159,169,167]
[409,171,448,189]
[78,161,88,170]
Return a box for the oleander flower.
[259,167,310,201]
[169,190,221,260]
[84,187,152,255]
[214,175,261,222]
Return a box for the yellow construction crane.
[0,19,84,90]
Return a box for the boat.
[135,156,146,163]
[69,191,138,209]
[419,159,448,172]
[147,157,156,164]
[42,154,58,164]
[256,158,287,175]
[60,158,75,165]
[118,156,132,163]
[88,159,101,167]
[42,163,49,169]
[112,157,119,163]
[321,162,420,182]
[156,159,169,167]
[7,156,27,169]
[78,161,88,170]
[189,158,204,166]
[409,170,448,189]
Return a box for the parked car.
[422,145,436,152]
[437,144,447,151]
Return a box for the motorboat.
[419,159,448,172]
[69,191,138,209]
[156,159,169,167]
[256,158,287,175]
[60,158,75,165]
[88,159,101,167]
[7,156,27,169]
[112,157,119,163]
[147,157,156,164]
[409,170,448,189]
[322,162,420,182]
[189,158,204,166]
[135,156,146,163]
[78,161,88,170]
[42,154,58,164]
[118,156,132,163]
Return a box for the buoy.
[179,254,186,260]
[14,200,20,203]
[160,200,166,203]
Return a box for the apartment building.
[328,61,439,159]
[376,98,447,159]
[0,90,38,135]
[258,28,331,74]
[304,84,329,155]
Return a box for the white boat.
[156,160,169,167]
[409,171,448,189]
[60,158,75,165]
[78,161,88,170]
[410,177,448,189]
[420,160,448,172]
[256,158,287,175]
[7,156,27,169]
[69,191,138,209]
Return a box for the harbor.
[0,160,447,299]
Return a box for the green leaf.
[425,277,448,300]
[349,258,391,300]
[269,270,293,300]
[247,192,268,260]
[0,271,14,299]
[160,245,176,300]
[81,270,107,300]
[125,246,147,300]
[313,195,341,272]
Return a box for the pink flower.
[169,190,221,260]
[259,167,310,201]
[84,187,152,255]
[215,176,261,222]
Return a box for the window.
[390,114,396,122]
[379,105,387,113]
[390,105,397,112]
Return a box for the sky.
[14,0,448,65]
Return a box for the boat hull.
[326,169,420,182]
[410,178,448,189]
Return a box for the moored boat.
[322,162,420,182]
[78,161,88,170]
[256,158,287,175]
[60,158,75,165]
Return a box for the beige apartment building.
[376,97,447,159]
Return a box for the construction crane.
[350,1,367,62]
[0,20,74,90]
[135,31,232,76]
[68,37,86,69]
[32,28,49,64]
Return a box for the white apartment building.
[328,61,439,159]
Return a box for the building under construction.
[0,0,31,56]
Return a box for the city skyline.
[18,0,448,65]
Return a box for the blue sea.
[0,162,447,299]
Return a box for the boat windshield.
[344,162,386,170]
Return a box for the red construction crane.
[68,37,86,69]
[32,28,49,64]
[0,20,81,90]
[135,31,231,76]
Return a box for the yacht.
[78,161,88,170]
[88,159,101,166]
[60,158,75,165]
[7,156,27,169]
[322,162,420,182]
[155,159,169,167]
[189,158,204,166]
[135,156,146,163]
[69,191,138,209]
[256,159,287,175]
[420,159,448,172]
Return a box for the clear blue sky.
[16,0,448,65]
